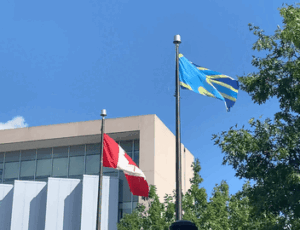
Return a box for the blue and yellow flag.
[179,54,239,111]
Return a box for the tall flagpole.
[170,35,198,230]
[174,34,182,221]
[96,109,107,230]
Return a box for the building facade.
[0,114,194,228]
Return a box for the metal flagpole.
[96,109,107,230]
[173,34,182,221]
[170,35,198,230]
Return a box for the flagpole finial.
[101,109,107,117]
[173,34,181,44]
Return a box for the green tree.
[202,181,230,230]
[229,182,281,230]
[118,159,208,230]
[182,159,207,228]
[212,3,300,228]
[118,159,271,229]
[117,185,175,230]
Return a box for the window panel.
[86,155,100,174]
[119,202,132,219]
[70,145,85,156]
[0,152,4,163]
[53,146,68,158]
[4,162,19,179]
[36,159,52,177]
[134,151,139,166]
[19,176,34,181]
[0,163,3,183]
[103,167,117,173]
[133,201,138,209]
[35,177,48,182]
[86,143,100,155]
[119,172,132,202]
[52,158,68,177]
[134,140,139,151]
[103,171,118,178]
[68,175,83,180]
[119,141,132,153]
[3,179,15,184]
[37,148,52,159]
[69,156,84,176]
[5,151,20,162]
[21,149,36,161]
[20,161,35,177]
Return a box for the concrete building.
[0,114,194,230]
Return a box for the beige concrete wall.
[181,145,194,194]
[135,115,155,188]
[153,116,194,202]
[0,115,151,145]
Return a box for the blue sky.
[0,0,294,197]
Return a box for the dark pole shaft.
[174,35,182,221]
[96,111,106,230]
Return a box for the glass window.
[52,158,68,177]
[37,148,52,159]
[86,143,100,155]
[35,177,48,182]
[5,151,20,162]
[20,161,35,177]
[0,162,3,183]
[103,167,118,177]
[0,152,3,182]
[4,162,19,179]
[133,201,138,209]
[119,202,132,219]
[119,141,132,153]
[70,145,85,156]
[103,167,117,173]
[119,172,132,202]
[21,149,36,161]
[134,140,139,151]
[69,156,84,176]
[86,155,100,174]
[36,159,52,177]
[0,152,4,163]
[3,179,15,184]
[134,151,139,166]
[68,175,83,180]
[53,146,68,158]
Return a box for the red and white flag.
[103,133,149,197]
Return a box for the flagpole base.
[170,220,198,230]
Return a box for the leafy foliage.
[212,3,300,228]
[118,185,175,230]
[118,159,274,230]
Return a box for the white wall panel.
[1,175,119,230]
[44,178,82,230]
[80,175,119,230]
[80,175,98,230]
[10,181,47,230]
[0,184,14,230]
[106,177,119,230]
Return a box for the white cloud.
[0,116,28,130]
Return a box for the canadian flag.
[103,134,149,197]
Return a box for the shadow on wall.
[28,185,47,230]
[0,188,13,230]
[63,181,83,230]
